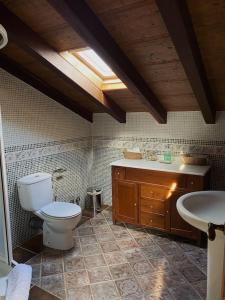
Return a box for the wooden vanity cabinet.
[112,166,210,243]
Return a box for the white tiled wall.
[0,69,91,147]
[0,68,92,247]
[93,112,225,141]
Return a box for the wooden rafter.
[47,0,167,124]
[0,54,93,122]
[0,3,126,123]
[156,0,216,124]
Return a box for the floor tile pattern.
[26,207,207,299]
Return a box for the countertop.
[110,159,210,176]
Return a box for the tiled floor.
[19,207,207,300]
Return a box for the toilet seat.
[40,202,81,219]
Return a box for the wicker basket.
[123,150,142,160]
[181,154,207,166]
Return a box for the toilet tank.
[17,173,53,211]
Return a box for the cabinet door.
[113,180,138,224]
[170,192,200,240]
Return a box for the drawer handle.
[150,219,153,223]
[190,181,194,185]
[134,203,137,207]
[117,172,120,175]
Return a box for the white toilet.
[17,173,81,250]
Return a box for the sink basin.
[177,191,225,300]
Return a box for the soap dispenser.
[163,144,172,163]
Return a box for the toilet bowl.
[17,173,82,250]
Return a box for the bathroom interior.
[0,0,225,299]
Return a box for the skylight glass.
[76,49,115,78]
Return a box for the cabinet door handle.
[134,203,137,207]
[190,181,194,185]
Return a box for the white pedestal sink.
[177,191,225,300]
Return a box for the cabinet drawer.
[141,198,165,214]
[112,167,125,180]
[125,168,186,188]
[140,184,171,200]
[186,175,204,190]
[140,212,165,229]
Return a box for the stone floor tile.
[147,231,172,245]
[158,241,183,256]
[109,263,133,280]
[169,283,202,300]
[185,250,207,272]
[130,260,154,276]
[82,242,102,256]
[64,270,89,288]
[116,238,139,250]
[62,245,82,259]
[67,285,92,300]
[64,256,85,272]
[93,225,112,234]
[51,289,66,300]
[91,281,119,300]
[123,295,145,300]
[192,280,207,299]
[180,266,206,283]
[79,234,97,246]
[144,290,174,300]
[176,241,201,252]
[100,241,120,253]
[128,228,149,239]
[148,257,171,272]
[42,261,63,276]
[135,237,154,247]
[84,254,106,269]
[78,226,94,236]
[116,277,143,297]
[41,274,64,294]
[78,218,92,228]
[104,251,127,265]
[113,230,132,239]
[88,266,112,283]
[137,273,168,294]
[31,264,41,278]
[123,248,146,263]
[90,218,108,226]
[140,245,165,259]
[96,232,115,242]
[41,248,62,263]
[27,254,42,265]
[110,223,126,232]
[163,270,186,287]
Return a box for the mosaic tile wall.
[0,68,92,247]
[92,113,225,204]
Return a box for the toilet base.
[43,222,74,250]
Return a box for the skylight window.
[75,48,116,79]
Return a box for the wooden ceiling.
[0,0,223,123]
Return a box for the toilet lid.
[41,202,81,218]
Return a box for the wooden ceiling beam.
[47,0,167,123]
[0,54,93,122]
[156,0,216,124]
[0,3,126,123]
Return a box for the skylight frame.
[71,48,117,80]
